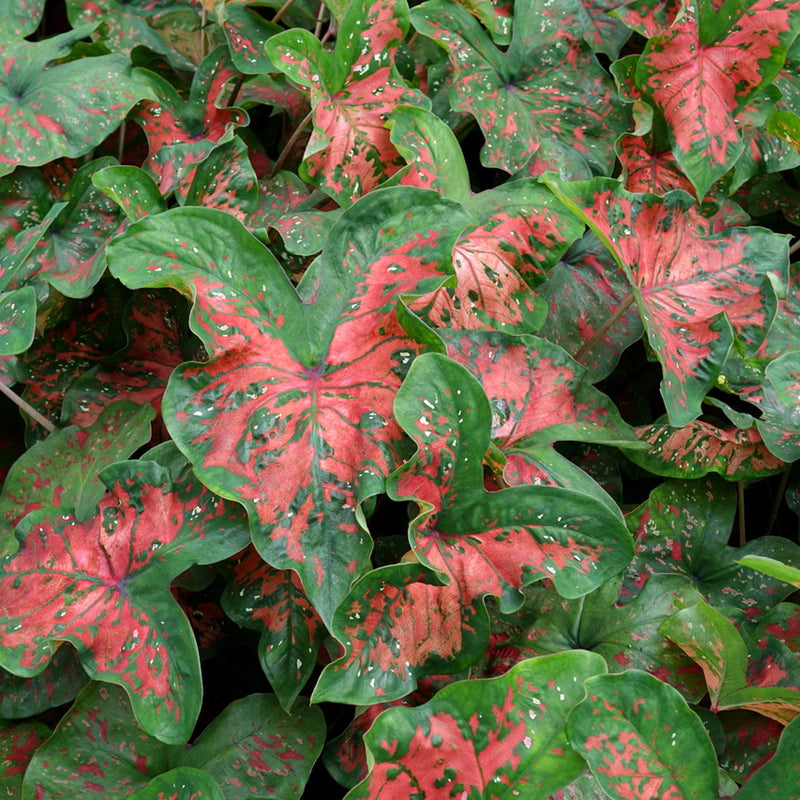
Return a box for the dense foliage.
[2,0,800,797]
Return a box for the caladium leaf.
[0,400,155,549]
[0,719,50,798]
[0,449,251,744]
[220,546,325,711]
[503,575,706,701]
[0,27,146,177]
[634,0,800,197]
[31,157,123,299]
[214,1,282,75]
[546,178,786,426]
[22,681,181,798]
[536,232,643,382]
[618,132,697,195]
[347,651,607,800]
[389,353,634,606]
[624,417,786,480]
[578,0,631,59]
[567,670,720,798]
[60,289,197,431]
[92,165,167,222]
[411,0,627,174]
[131,768,225,800]
[313,562,488,705]
[65,0,198,71]
[106,188,472,627]
[410,180,583,335]
[661,599,800,723]
[623,477,800,614]
[265,0,429,205]
[180,693,326,799]
[184,135,259,222]
[0,645,88,718]
[737,556,800,589]
[735,716,800,800]
[132,46,248,194]
[0,0,45,38]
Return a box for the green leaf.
[736,555,800,588]
[411,0,627,174]
[0,27,146,177]
[0,719,50,798]
[347,651,607,800]
[92,165,167,222]
[130,768,225,800]
[567,671,720,798]
[735,715,800,799]
[0,0,45,38]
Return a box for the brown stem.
[116,118,127,164]
[574,292,636,365]
[271,109,313,177]
[226,74,246,108]
[790,238,800,257]
[272,0,299,26]
[313,0,327,39]
[765,467,791,537]
[0,381,55,433]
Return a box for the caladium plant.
[1,0,800,797]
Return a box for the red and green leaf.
[633,0,800,197]
[265,0,429,205]
[734,715,800,799]
[106,188,472,627]
[0,27,145,177]
[547,178,785,425]
[0,719,50,798]
[411,0,627,174]
[0,0,45,38]
[347,651,607,800]
[389,352,634,606]
[0,448,251,744]
[0,400,154,548]
[221,546,325,711]
[567,670,720,798]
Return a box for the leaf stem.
[0,381,55,433]
[271,108,313,177]
[790,238,800,257]
[226,74,245,108]
[314,0,327,39]
[737,480,746,546]
[272,0,299,26]
[574,292,636,365]
[117,118,127,164]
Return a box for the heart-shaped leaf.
[567,670,720,798]
[546,178,786,425]
[266,0,429,205]
[634,0,800,197]
[347,651,607,800]
[0,27,145,177]
[0,400,155,547]
[0,448,251,744]
[389,352,634,605]
[411,0,627,174]
[106,188,472,626]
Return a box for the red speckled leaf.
[579,0,631,59]
[410,179,583,335]
[0,719,50,798]
[618,133,696,195]
[131,768,225,800]
[0,448,251,744]
[106,188,472,627]
[184,136,258,222]
[65,0,198,71]
[661,599,800,723]
[547,178,785,426]
[0,28,145,177]
[0,0,45,37]
[265,0,429,205]
[61,289,197,432]
[411,0,627,174]
[0,401,154,550]
[132,46,248,195]
[92,165,167,222]
[735,716,800,800]
[623,477,800,614]
[613,0,681,38]
[0,646,88,719]
[388,353,633,609]
[221,546,325,711]
[215,1,282,75]
[537,233,643,382]
[347,651,606,800]
[438,329,638,493]
[634,0,800,197]
[625,416,786,479]
[313,562,488,705]
[567,671,720,798]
